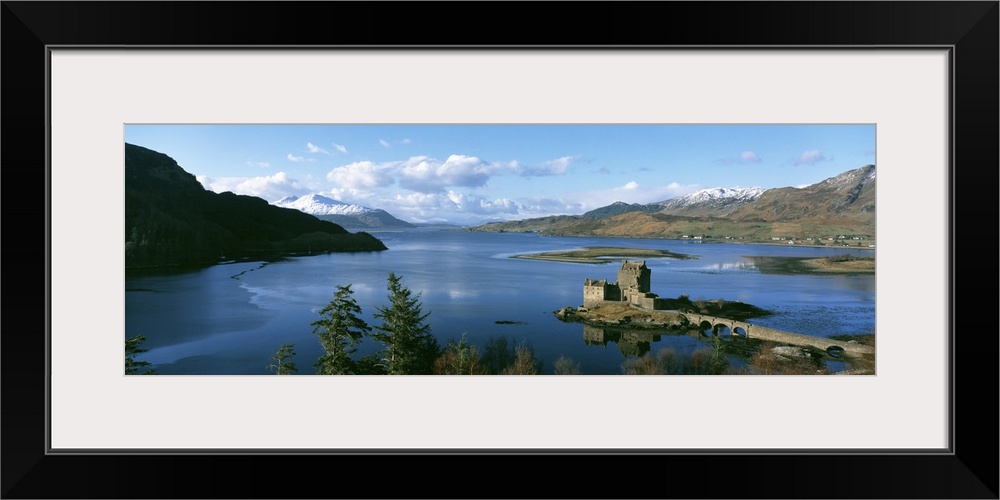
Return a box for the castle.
[583,260,667,310]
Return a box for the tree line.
[126,271,750,375]
[272,272,548,375]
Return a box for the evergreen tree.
[266,344,298,375]
[312,284,371,375]
[125,335,156,375]
[371,272,440,375]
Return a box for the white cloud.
[520,155,575,177]
[379,138,412,148]
[398,155,516,193]
[306,142,330,155]
[379,190,524,225]
[287,153,313,163]
[399,155,488,191]
[325,154,519,195]
[739,150,762,163]
[197,171,310,202]
[444,191,520,215]
[793,149,827,166]
[332,143,348,154]
[327,161,395,189]
[323,186,382,206]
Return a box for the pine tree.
[312,284,371,375]
[125,335,156,375]
[371,272,440,375]
[266,344,298,375]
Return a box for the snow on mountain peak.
[821,164,876,189]
[272,193,374,215]
[664,186,765,206]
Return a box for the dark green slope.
[124,143,387,269]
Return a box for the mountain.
[580,201,660,219]
[124,143,387,269]
[468,165,876,243]
[655,186,765,217]
[725,165,875,225]
[272,194,414,228]
[576,186,765,221]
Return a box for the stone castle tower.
[584,260,659,308]
[618,260,650,294]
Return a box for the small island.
[512,246,697,264]
[746,254,875,274]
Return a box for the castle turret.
[618,260,650,294]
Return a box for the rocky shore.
[555,303,688,329]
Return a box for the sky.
[124,124,875,226]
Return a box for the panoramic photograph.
[124,124,876,376]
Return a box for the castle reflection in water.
[582,325,663,357]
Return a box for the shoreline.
[467,228,875,251]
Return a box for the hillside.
[725,165,875,226]
[468,165,876,243]
[124,143,387,269]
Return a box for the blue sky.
[125,124,875,225]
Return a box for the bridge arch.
[713,324,732,337]
[698,320,713,337]
[733,326,748,337]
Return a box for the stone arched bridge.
[679,312,874,357]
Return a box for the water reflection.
[582,325,662,357]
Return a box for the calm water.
[125,228,875,375]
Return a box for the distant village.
[679,234,875,247]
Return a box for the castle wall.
[629,294,668,310]
[583,282,621,307]
[583,285,605,307]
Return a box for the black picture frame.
[3,2,997,498]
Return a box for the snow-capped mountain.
[654,186,765,217]
[272,194,414,228]
[272,194,372,216]
[658,187,765,209]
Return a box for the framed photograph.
[4,2,996,498]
